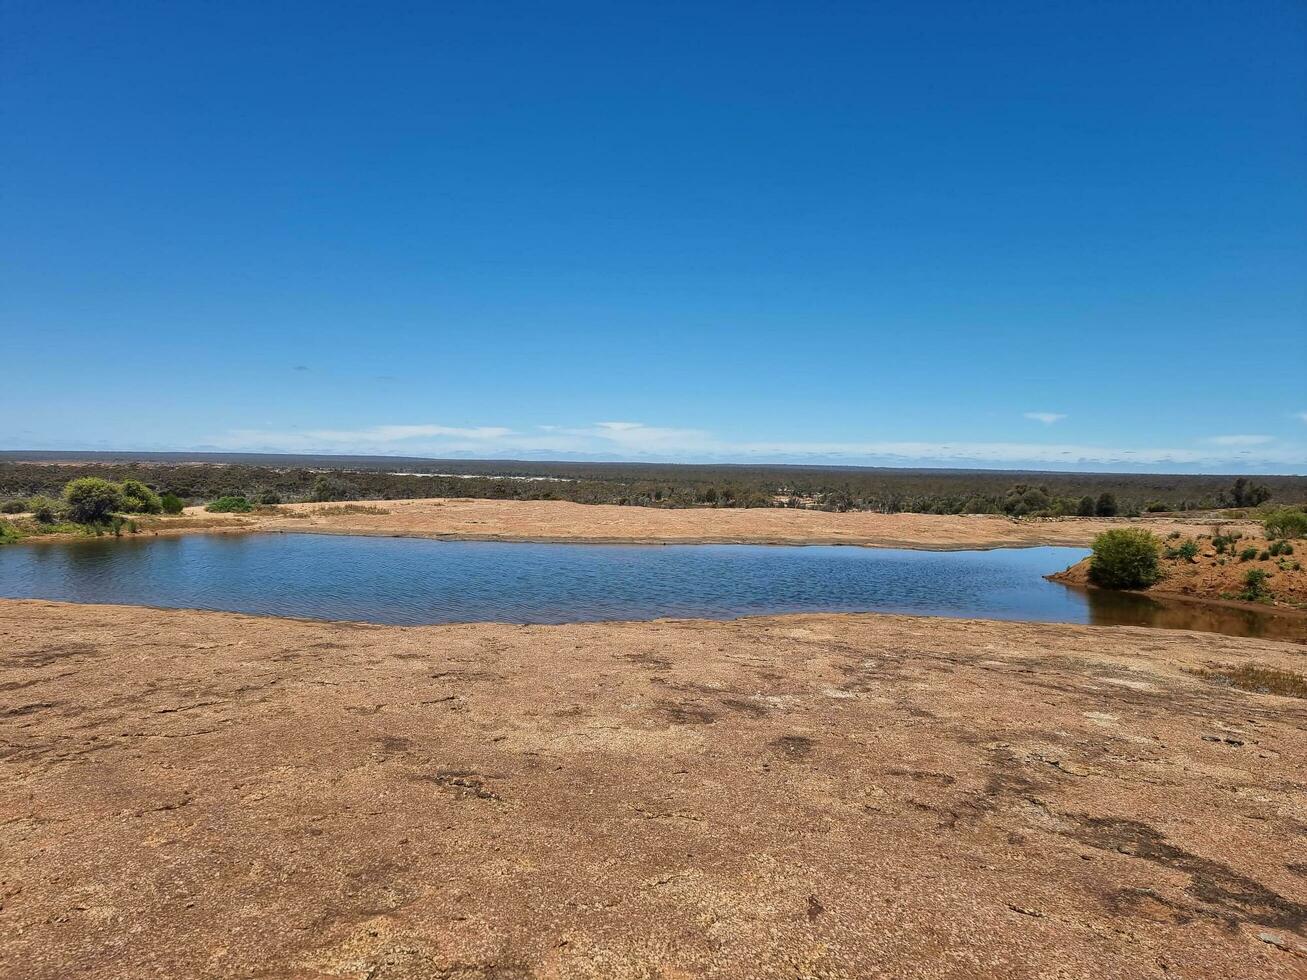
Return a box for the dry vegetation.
[5,455,1305,517]
[1189,664,1307,698]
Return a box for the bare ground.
[177,497,1248,550]
[2,600,1306,978]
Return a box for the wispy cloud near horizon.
[1023,412,1067,425]
[203,420,1307,473]
[1206,434,1274,446]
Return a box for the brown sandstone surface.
[2,599,1305,978]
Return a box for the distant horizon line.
[3,448,1306,481]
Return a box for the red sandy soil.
[1052,528,1307,610]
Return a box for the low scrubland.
[3,457,1304,518]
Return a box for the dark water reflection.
[1076,586,1305,641]
[0,533,1300,641]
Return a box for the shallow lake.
[0,533,1301,640]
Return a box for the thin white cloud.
[1296,411,1307,423]
[1206,434,1274,446]
[1023,412,1066,425]
[206,420,1307,471]
[215,424,515,451]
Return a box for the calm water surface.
[0,533,1300,640]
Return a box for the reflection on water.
[1079,586,1305,642]
[0,533,1301,641]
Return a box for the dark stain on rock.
[656,701,717,725]
[1067,816,1306,931]
[771,735,815,758]
[621,651,672,671]
[720,697,770,718]
[1,701,58,718]
[7,642,100,669]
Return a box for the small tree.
[120,479,163,514]
[1094,492,1118,517]
[1076,495,1095,517]
[63,478,123,524]
[160,493,185,515]
[1088,528,1160,589]
[1229,478,1272,508]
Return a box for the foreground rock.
[2,600,1305,978]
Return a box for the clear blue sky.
[3,1,1305,471]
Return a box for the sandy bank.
[3,600,1305,978]
[177,497,1249,550]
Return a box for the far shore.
[158,497,1257,551]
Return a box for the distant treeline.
[3,455,1304,517]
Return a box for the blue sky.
[3,1,1305,472]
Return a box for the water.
[0,533,1300,640]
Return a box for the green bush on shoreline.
[1088,528,1161,590]
[0,476,177,545]
[63,477,124,524]
[120,479,163,514]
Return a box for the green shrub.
[1268,540,1294,557]
[25,495,62,524]
[1212,534,1237,555]
[1076,496,1095,517]
[1240,568,1272,602]
[1088,528,1161,589]
[63,477,123,524]
[1264,508,1307,540]
[258,490,282,505]
[160,493,185,515]
[1144,501,1168,513]
[0,500,24,514]
[0,521,19,545]
[205,496,253,513]
[119,479,163,514]
[1239,546,1259,561]
[1164,538,1199,560]
[1094,493,1118,517]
